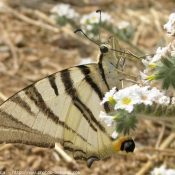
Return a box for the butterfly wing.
[0,63,118,165]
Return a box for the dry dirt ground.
[0,0,175,175]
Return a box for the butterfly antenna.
[74,29,99,46]
[96,9,102,44]
[111,48,141,60]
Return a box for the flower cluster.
[117,21,130,30]
[80,11,111,25]
[50,4,79,19]
[99,85,170,136]
[80,11,111,39]
[100,85,169,113]
[140,41,175,89]
[140,13,175,90]
[50,5,112,40]
[50,5,137,50]
[50,4,79,26]
[164,13,175,37]
[151,165,175,175]
[141,44,171,74]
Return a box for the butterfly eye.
[121,140,135,153]
[100,45,108,53]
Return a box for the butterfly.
[0,25,135,168]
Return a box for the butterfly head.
[100,44,109,53]
[112,136,135,155]
[100,43,113,53]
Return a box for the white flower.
[113,87,140,113]
[101,12,111,22]
[50,4,69,15]
[111,131,119,139]
[50,4,79,19]
[151,165,175,175]
[171,97,175,105]
[149,87,164,103]
[68,9,79,19]
[142,57,150,68]
[126,84,141,92]
[86,24,93,31]
[80,12,111,25]
[100,87,116,105]
[140,71,150,85]
[80,15,89,25]
[136,86,153,105]
[158,96,170,105]
[164,13,175,36]
[151,165,167,175]
[89,12,111,24]
[99,111,114,126]
[143,44,171,72]
[171,50,175,56]
[118,21,130,30]
[88,12,99,24]
[166,169,175,175]
[142,55,156,73]
[151,44,171,63]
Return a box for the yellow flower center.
[148,63,155,69]
[122,97,131,106]
[108,97,116,105]
[92,17,97,22]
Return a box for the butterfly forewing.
[0,63,116,162]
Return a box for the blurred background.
[0,0,175,174]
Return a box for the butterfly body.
[0,37,134,167]
[98,43,125,90]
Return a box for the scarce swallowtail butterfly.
[0,11,135,168]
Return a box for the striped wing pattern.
[0,64,116,163]
[0,37,135,167]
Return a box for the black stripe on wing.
[10,94,36,116]
[0,109,34,131]
[78,64,111,113]
[25,86,59,123]
[48,74,59,96]
[61,69,106,133]
[24,85,88,143]
[0,110,55,148]
[63,140,90,162]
